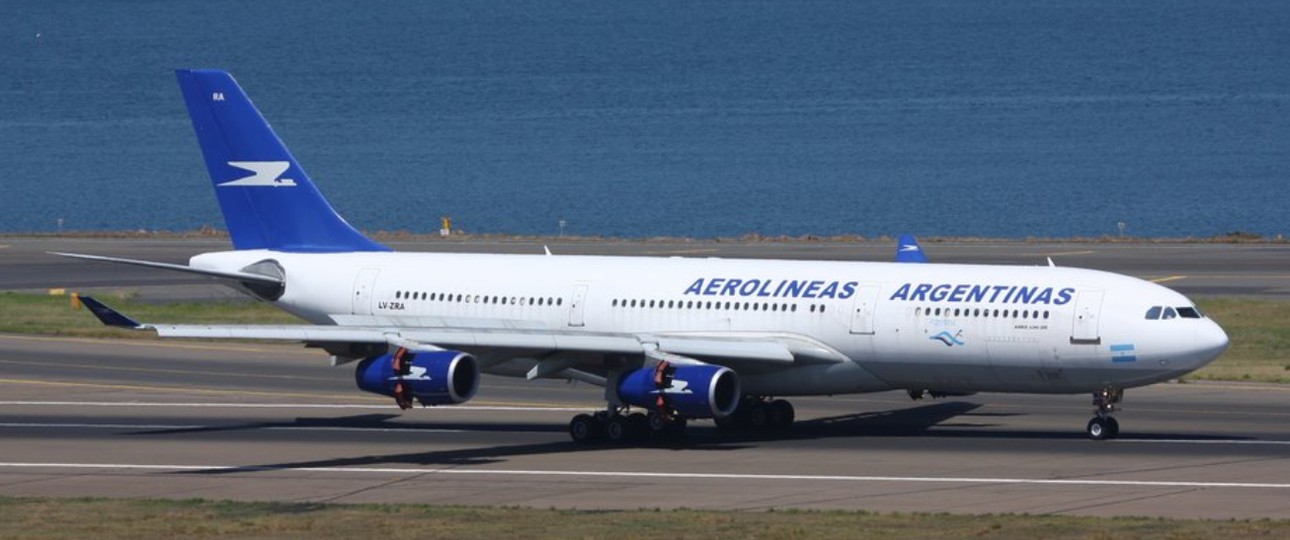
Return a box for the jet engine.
[355,349,479,408]
[616,361,740,419]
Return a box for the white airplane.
[61,70,1229,443]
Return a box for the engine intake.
[355,349,479,407]
[617,362,740,419]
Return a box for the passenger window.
[1162,307,1177,320]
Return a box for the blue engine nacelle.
[355,349,479,406]
[616,362,740,419]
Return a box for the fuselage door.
[849,285,882,335]
[1070,290,1104,344]
[351,267,380,315]
[568,284,589,327]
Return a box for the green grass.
[1190,298,1290,383]
[0,291,298,339]
[0,497,1285,540]
[0,293,1286,383]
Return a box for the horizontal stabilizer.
[49,252,283,285]
[895,234,929,263]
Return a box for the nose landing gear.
[1086,387,1123,440]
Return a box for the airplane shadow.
[144,401,1251,476]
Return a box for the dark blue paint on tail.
[895,234,928,263]
[175,69,388,253]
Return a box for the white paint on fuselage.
[191,250,1228,396]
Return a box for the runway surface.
[1,237,1288,518]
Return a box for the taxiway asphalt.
[0,238,1287,518]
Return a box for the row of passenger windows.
[1145,306,1202,320]
[916,306,1050,320]
[394,290,564,307]
[611,298,830,313]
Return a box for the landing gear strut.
[1086,387,1123,440]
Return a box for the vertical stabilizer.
[895,234,928,263]
[175,69,388,252]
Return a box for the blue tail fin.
[175,69,388,253]
[895,234,928,263]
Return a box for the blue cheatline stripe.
[1110,344,1136,352]
[1112,356,1138,363]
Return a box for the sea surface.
[2,1,1287,239]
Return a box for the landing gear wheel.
[605,415,633,443]
[1105,416,1120,438]
[767,399,795,431]
[746,402,770,429]
[648,412,687,438]
[569,414,600,444]
[627,412,650,440]
[1087,416,1119,441]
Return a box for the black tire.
[605,416,631,443]
[746,402,770,430]
[647,411,670,433]
[627,412,650,440]
[1105,416,1120,439]
[1087,417,1114,441]
[768,399,795,431]
[569,414,598,444]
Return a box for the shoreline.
[2,229,1284,245]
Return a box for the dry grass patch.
[0,498,1288,540]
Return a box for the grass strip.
[0,293,1285,383]
[1190,298,1290,383]
[0,497,1287,540]
[0,292,297,339]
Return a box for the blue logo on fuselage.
[889,283,1075,305]
[683,278,858,299]
[931,330,966,347]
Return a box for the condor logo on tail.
[217,161,297,187]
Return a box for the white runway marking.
[0,462,1288,490]
[0,401,589,412]
[0,422,463,433]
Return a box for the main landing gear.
[568,396,796,445]
[1086,387,1123,440]
[569,408,687,445]
[714,397,795,433]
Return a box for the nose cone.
[1192,320,1230,368]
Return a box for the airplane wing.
[78,297,847,380]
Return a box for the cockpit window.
[1162,307,1178,320]
[1145,306,1162,320]
[1177,306,1202,319]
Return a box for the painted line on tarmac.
[1042,250,1095,257]
[1111,438,1290,446]
[1148,275,1187,284]
[0,422,464,433]
[0,400,593,411]
[0,462,1288,490]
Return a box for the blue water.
[2,1,1287,238]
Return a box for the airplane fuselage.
[193,250,1228,397]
